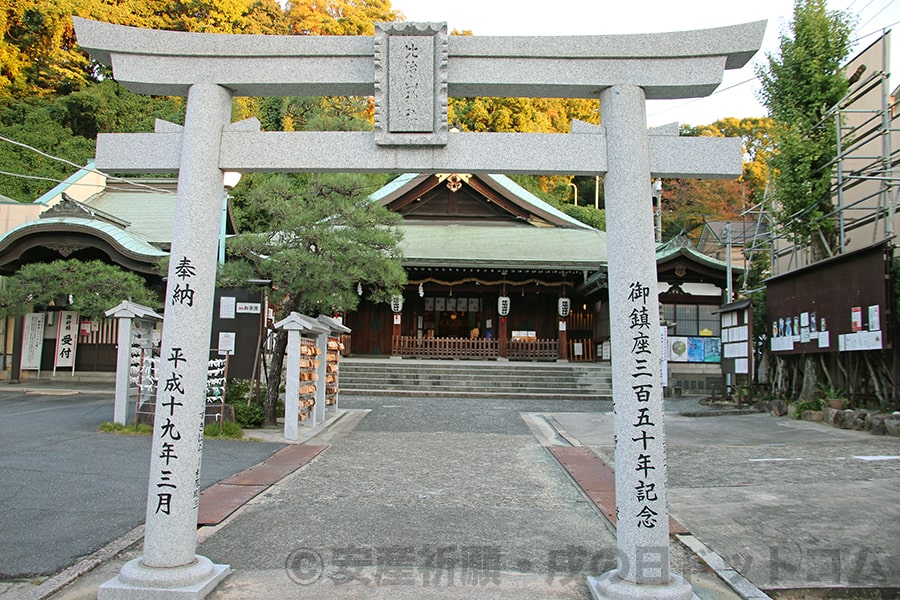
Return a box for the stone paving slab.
[198,428,619,599]
[197,484,269,526]
[547,445,688,535]
[199,444,328,525]
[218,444,327,485]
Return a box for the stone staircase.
[336,358,613,400]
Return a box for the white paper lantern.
[497,296,511,317]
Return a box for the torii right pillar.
[589,87,691,599]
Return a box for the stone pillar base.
[588,571,697,600]
[99,555,229,599]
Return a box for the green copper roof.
[0,216,167,259]
[399,222,606,270]
[480,173,593,230]
[372,173,594,230]
[84,188,178,246]
[370,173,606,271]
[656,236,742,272]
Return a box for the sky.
[390,0,900,127]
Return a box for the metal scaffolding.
[744,31,899,282]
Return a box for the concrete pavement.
[0,386,284,598]
[1,385,897,599]
[549,410,900,598]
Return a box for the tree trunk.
[263,294,301,426]
[774,355,786,397]
[798,354,818,402]
[863,351,886,406]
[264,329,288,426]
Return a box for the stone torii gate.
[73,17,764,600]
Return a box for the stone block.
[867,413,888,435]
[769,399,788,417]
[884,416,900,436]
[834,409,856,429]
[801,410,823,422]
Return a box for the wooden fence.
[507,339,559,361]
[393,336,498,359]
[392,336,561,361]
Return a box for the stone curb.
[675,534,773,600]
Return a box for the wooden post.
[559,317,568,361]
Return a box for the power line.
[0,169,176,194]
[0,133,175,195]
[649,11,900,124]
[0,170,87,185]
[857,0,895,32]
[647,76,759,119]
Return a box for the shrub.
[232,400,265,428]
[98,421,153,435]
[793,397,824,419]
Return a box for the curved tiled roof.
[0,216,167,275]
[398,222,606,270]
[656,236,742,272]
[22,216,167,258]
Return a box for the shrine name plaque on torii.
[73,17,765,600]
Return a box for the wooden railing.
[507,339,559,361]
[393,336,499,359]
[392,336,561,361]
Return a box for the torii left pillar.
[99,83,232,598]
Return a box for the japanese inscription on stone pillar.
[627,280,661,532]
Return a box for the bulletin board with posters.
[766,241,892,355]
[210,288,264,378]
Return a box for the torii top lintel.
[73,18,765,177]
[73,17,765,100]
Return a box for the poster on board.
[21,313,45,371]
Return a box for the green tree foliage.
[0,84,184,201]
[451,97,603,228]
[2,0,397,98]
[58,79,185,138]
[2,0,91,97]
[561,203,606,231]
[0,0,393,201]
[658,118,776,241]
[0,259,160,319]
[221,172,406,424]
[757,0,855,251]
[450,97,599,134]
[0,96,95,201]
[507,174,606,232]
